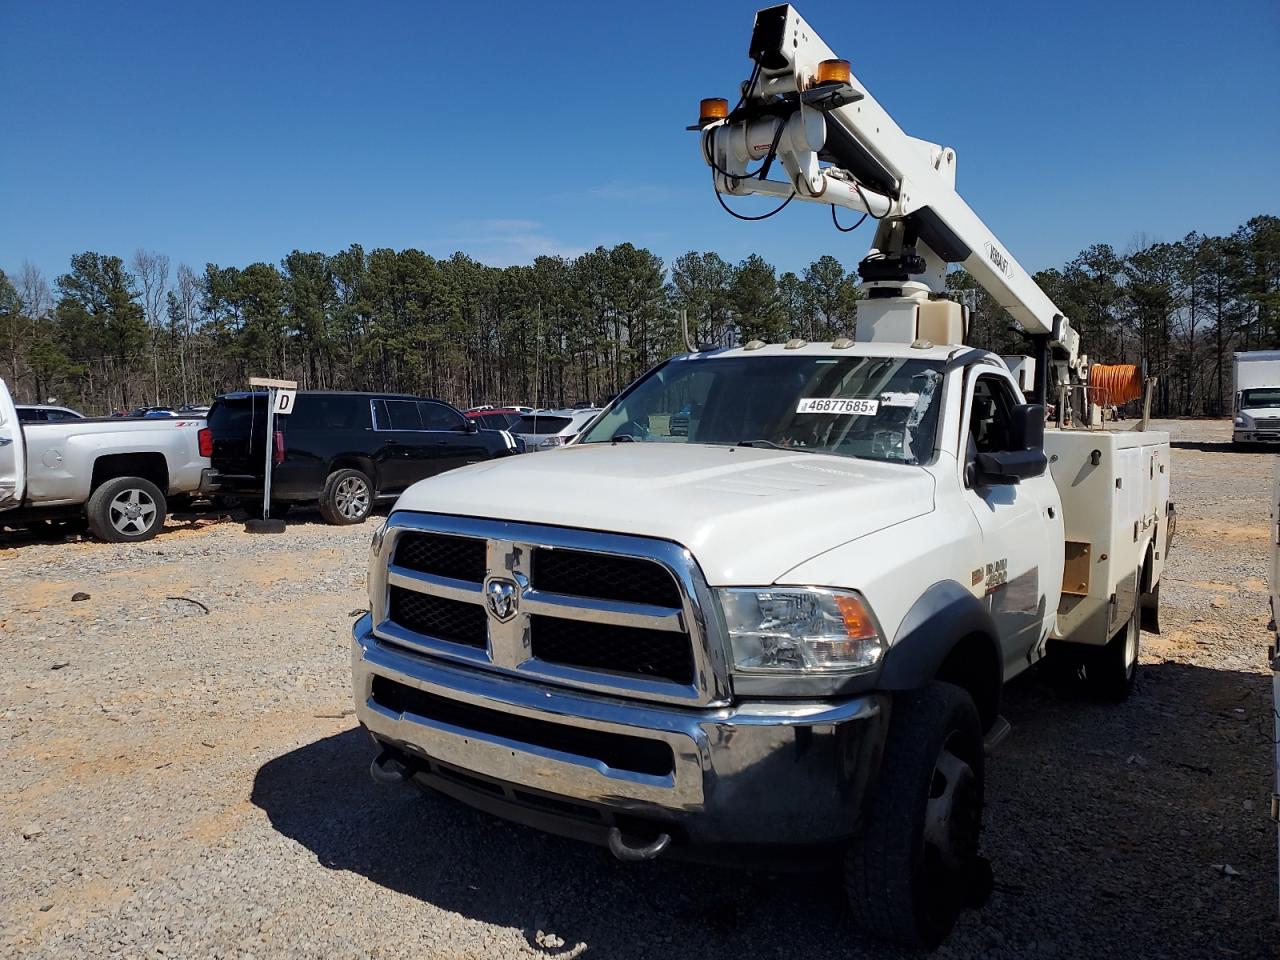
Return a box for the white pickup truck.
[0,378,211,542]
[352,342,1174,945]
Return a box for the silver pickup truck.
[0,378,211,542]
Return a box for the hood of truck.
[1240,406,1280,421]
[394,443,935,585]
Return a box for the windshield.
[514,414,573,435]
[1241,387,1280,410]
[579,354,945,464]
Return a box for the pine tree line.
[1,214,1275,416]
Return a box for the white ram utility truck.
[351,5,1175,947]
[352,344,1174,945]
[1233,351,1280,444]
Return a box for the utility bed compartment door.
[0,379,26,509]
[1045,429,1171,645]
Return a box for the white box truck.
[1233,351,1280,444]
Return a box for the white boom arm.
[696,4,1086,395]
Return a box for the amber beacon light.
[698,97,729,124]
[816,58,851,85]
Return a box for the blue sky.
[2,0,1277,287]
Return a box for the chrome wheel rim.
[108,488,158,535]
[335,476,369,519]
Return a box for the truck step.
[983,716,1012,753]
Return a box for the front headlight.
[1235,415,1249,427]
[717,587,884,674]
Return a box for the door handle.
[0,437,12,446]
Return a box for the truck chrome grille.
[395,532,487,583]
[374,514,727,706]
[388,586,487,649]
[1254,417,1280,430]
[529,614,695,684]
[531,547,683,608]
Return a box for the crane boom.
[695,4,1087,398]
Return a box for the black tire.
[845,681,985,949]
[1083,581,1141,702]
[318,468,373,525]
[86,476,168,543]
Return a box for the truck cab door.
[0,379,27,510]
[960,370,1058,676]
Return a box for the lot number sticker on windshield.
[796,398,880,415]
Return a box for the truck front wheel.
[86,476,168,543]
[844,681,985,949]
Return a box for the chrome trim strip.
[371,511,731,706]
[387,567,483,604]
[377,619,491,666]
[512,657,702,703]
[520,590,685,632]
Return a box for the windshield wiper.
[737,439,833,455]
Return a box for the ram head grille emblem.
[484,577,520,622]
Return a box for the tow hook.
[606,826,671,861]
[369,749,410,784]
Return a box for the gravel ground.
[1,418,1277,959]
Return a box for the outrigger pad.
[244,518,287,535]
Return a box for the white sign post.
[247,377,298,533]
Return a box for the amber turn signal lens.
[816,58,851,86]
[833,594,877,640]
[699,97,729,123]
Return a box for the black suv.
[205,391,515,524]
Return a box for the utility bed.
[1046,429,1173,645]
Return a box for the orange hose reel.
[1089,364,1144,407]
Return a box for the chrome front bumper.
[352,615,887,847]
[1236,430,1280,443]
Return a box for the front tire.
[318,468,373,525]
[86,476,168,543]
[845,681,985,949]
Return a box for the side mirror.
[973,403,1047,484]
[463,418,479,434]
